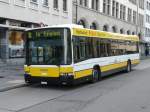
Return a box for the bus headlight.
[24,66,30,74]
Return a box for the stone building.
[144,0,150,56]
[73,0,145,56]
[0,0,72,61]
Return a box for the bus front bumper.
[24,74,74,85]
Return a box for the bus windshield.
[26,28,72,65]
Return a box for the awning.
[0,24,29,31]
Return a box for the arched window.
[127,30,131,35]
[138,33,141,39]
[132,32,135,35]
[78,20,86,28]
[103,25,109,31]
[112,26,117,33]
[120,29,124,34]
[90,22,97,30]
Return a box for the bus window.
[79,38,86,59]
[73,37,80,62]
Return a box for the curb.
[0,83,27,92]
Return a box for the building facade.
[73,0,145,56]
[0,0,72,61]
[144,0,150,56]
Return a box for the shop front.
[0,25,26,62]
[9,30,25,58]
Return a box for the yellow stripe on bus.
[131,59,140,65]
[60,67,73,73]
[74,62,127,79]
[72,28,139,42]
[101,61,127,72]
[24,66,73,78]
[29,67,60,77]
[74,69,92,79]
[74,59,140,79]
[24,59,140,79]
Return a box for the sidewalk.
[0,58,26,92]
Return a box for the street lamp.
[136,0,139,36]
[75,0,78,24]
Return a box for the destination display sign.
[27,30,61,39]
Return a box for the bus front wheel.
[91,67,101,83]
[24,76,33,85]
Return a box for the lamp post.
[75,0,78,24]
[136,0,139,36]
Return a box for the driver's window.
[38,47,44,64]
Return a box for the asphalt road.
[0,59,150,112]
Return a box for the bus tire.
[91,66,101,83]
[126,60,131,73]
[24,77,33,85]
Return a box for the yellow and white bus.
[24,24,140,85]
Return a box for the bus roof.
[26,24,139,42]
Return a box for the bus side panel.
[73,54,140,81]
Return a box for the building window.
[127,30,131,35]
[138,14,144,27]
[139,0,144,9]
[91,0,94,9]
[116,2,119,18]
[91,0,99,11]
[84,0,87,7]
[146,15,150,24]
[112,26,117,33]
[43,0,48,6]
[78,20,86,28]
[103,0,106,13]
[147,1,149,10]
[120,29,124,34]
[123,6,126,20]
[63,0,67,11]
[0,0,10,3]
[145,28,148,37]
[120,4,123,19]
[127,8,132,22]
[132,32,135,35]
[107,0,111,15]
[145,28,150,37]
[112,0,116,17]
[30,0,38,9]
[96,0,99,10]
[14,0,26,7]
[129,0,137,5]
[90,22,97,30]
[133,11,136,24]
[79,0,83,5]
[53,0,58,9]
[103,25,109,31]
[31,0,37,3]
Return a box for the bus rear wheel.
[126,61,131,72]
